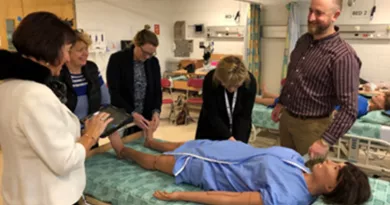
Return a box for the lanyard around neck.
[224,90,237,134]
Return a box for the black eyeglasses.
[140,46,156,57]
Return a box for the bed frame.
[81,124,142,205]
[81,123,390,204]
[330,134,390,177]
[250,125,390,178]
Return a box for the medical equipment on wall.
[201,41,214,65]
[121,40,132,50]
[337,24,390,40]
[370,0,376,21]
[206,26,244,39]
[347,0,357,7]
[88,31,107,54]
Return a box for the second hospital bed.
[251,104,390,142]
[83,132,390,205]
[251,104,390,177]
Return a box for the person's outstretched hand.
[271,103,283,122]
[154,191,179,201]
[79,112,113,151]
[84,112,113,139]
[308,139,329,159]
[150,112,160,132]
[133,112,150,130]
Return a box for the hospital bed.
[250,104,390,178]
[251,104,390,142]
[83,129,390,205]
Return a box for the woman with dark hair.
[0,12,112,205]
[107,26,162,136]
[108,131,371,205]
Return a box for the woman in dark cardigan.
[106,27,162,135]
[195,56,257,143]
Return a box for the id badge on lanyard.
[224,90,237,134]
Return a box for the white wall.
[260,4,289,94]
[171,0,250,59]
[75,0,390,91]
[75,0,175,80]
[261,0,390,93]
[335,0,390,84]
[76,0,251,78]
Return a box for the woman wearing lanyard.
[195,56,257,143]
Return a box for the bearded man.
[271,0,361,158]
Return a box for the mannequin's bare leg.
[109,132,176,175]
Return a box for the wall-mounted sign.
[351,10,369,18]
[350,0,374,20]
[154,24,160,35]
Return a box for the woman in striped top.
[59,30,111,148]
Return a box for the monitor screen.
[195,24,203,33]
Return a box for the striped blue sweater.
[71,72,110,119]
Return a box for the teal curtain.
[245,4,261,93]
[281,2,300,79]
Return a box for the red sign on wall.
[154,24,160,35]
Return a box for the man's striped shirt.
[279,28,361,144]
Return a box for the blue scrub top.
[165,140,317,205]
[335,95,369,118]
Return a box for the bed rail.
[330,134,390,177]
[251,124,390,178]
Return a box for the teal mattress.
[85,138,390,205]
[85,138,200,205]
[251,104,387,140]
[251,104,279,130]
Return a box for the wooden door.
[0,0,7,49]
[0,0,23,50]
[0,0,76,50]
[22,0,76,26]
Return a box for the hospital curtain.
[245,4,261,93]
[281,2,300,79]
